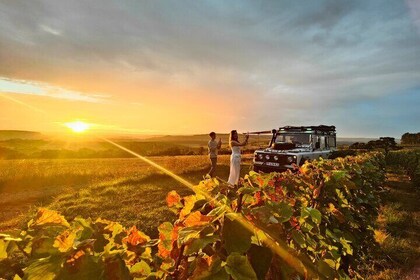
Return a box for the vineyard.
[4,151,417,279]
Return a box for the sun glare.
[65,121,90,133]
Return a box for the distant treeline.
[350,137,398,151]
[401,132,420,145]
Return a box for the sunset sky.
[0,0,419,137]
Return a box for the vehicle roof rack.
[278,125,336,133]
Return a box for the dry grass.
[366,168,420,279]
[0,155,253,236]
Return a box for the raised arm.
[230,136,248,147]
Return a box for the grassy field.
[1,151,419,278]
[0,132,272,159]
[0,155,254,236]
[366,167,420,279]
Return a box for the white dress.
[228,145,241,185]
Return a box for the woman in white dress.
[227,130,249,185]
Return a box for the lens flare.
[102,138,318,278]
[65,121,90,133]
[0,92,317,277]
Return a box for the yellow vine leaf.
[53,230,77,252]
[29,208,70,228]
[180,195,197,219]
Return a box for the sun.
[64,121,90,133]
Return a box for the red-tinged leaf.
[288,198,296,207]
[245,214,254,221]
[166,190,181,207]
[158,223,181,259]
[269,194,280,202]
[252,191,264,206]
[289,216,300,230]
[65,249,86,265]
[275,186,284,197]
[158,222,174,259]
[299,165,309,174]
[313,187,321,199]
[276,177,284,183]
[123,226,150,247]
[184,211,212,227]
[171,225,180,241]
[158,243,172,259]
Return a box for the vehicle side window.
[320,137,326,149]
[315,137,321,149]
[329,137,336,148]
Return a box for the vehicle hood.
[257,146,312,154]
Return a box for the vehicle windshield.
[276,133,311,145]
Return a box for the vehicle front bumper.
[252,161,294,173]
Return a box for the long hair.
[229,130,238,146]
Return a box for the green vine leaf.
[23,256,63,280]
[223,215,252,254]
[225,253,258,280]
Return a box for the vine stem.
[173,244,186,280]
[236,193,244,212]
[17,243,30,258]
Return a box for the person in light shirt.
[207,132,222,177]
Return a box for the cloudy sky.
[0,0,419,137]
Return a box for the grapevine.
[0,153,386,279]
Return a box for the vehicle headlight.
[265,155,270,160]
[287,156,294,163]
[273,155,279,161]
[258,154,263,160]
